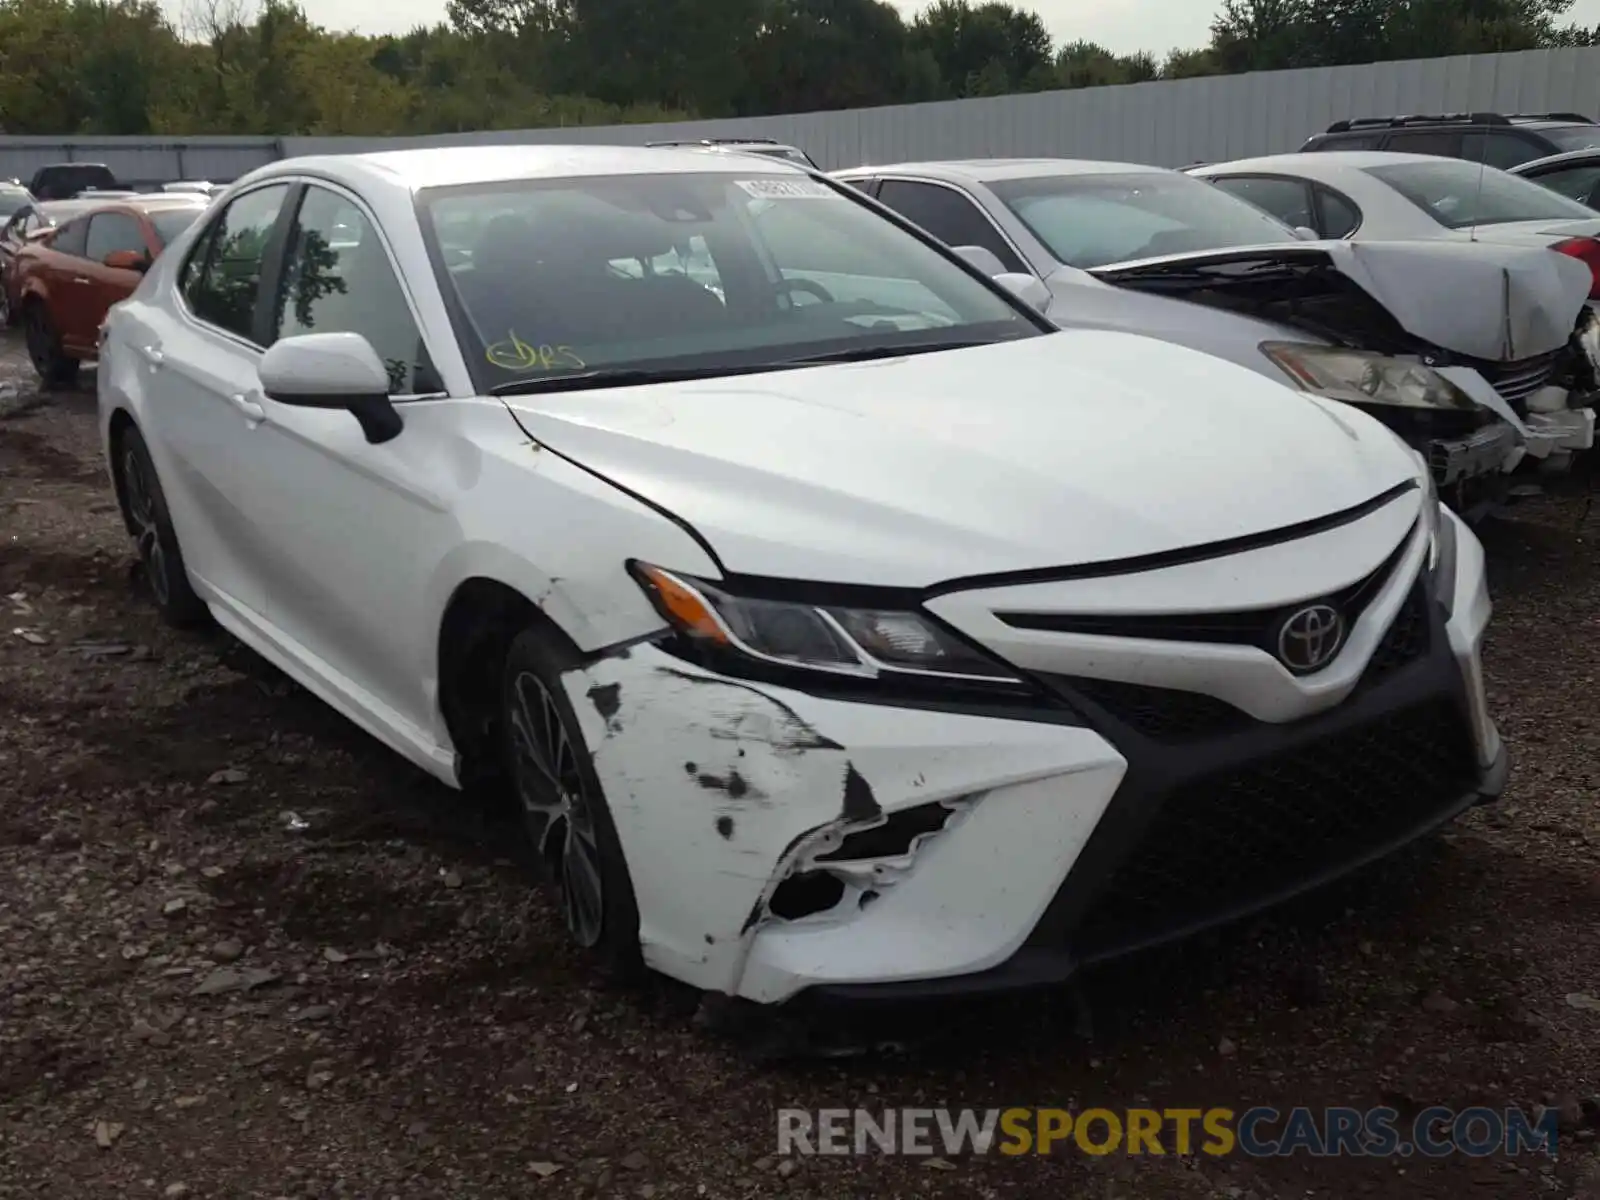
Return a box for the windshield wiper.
[489,365,769,396]
[774,337,1003,366]
[490,339,1005,395]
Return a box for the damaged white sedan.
[98,145,1507,1006]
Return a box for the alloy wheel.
[122,446,170,605]
[506,670,606,947]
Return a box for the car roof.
[1192,151,1449,174]
[1510,147,1600,174]
[650,139,801,150]
[258,144,810,194]
[31,194,207,226]
[833,158,1168,183]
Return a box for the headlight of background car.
[630,563,1024,685]
[1261,342,1477,410]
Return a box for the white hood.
[501,332,1420,588]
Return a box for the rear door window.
[1382,130,1465,158]
[874,180,1027,272]
[1314,187,1362,237]
[86,213,147,262]
[1460,131,1544,170]
[1521,162,1600,208]
[1208,176,1315,229]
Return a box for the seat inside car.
[460,205,727,347]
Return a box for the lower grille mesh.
[1068,700,1477,958]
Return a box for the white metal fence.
[7,45,1600,183]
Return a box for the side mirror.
[258,331,403,445]
[1292,225,1320,241]
[104,249,150,272]
[952,244,1007,277]
[994,272,1052,313]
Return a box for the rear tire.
[116,424,208,629]
[24,302,79,389]
[499,626,644,984]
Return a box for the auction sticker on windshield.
[734,179,834,199]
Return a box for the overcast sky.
[170,0,1600,57]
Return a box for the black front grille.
[1065,676,1252,741]
[1067,700,1477,958]
[1045,586,1435,742]
[1364,585,1430,684]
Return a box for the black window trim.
[268,177,448,402]
[871,174,1032,276]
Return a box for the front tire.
[499,627,643,983]
[117,424,208,629]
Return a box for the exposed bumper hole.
[769,872,846,920]
[814,801,953,863]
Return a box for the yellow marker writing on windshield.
[485,333,585,373]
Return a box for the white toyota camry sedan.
[98,144,1506,1006]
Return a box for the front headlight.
[630,563,1024,685]
[1262,342,1478,411]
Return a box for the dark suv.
[1300,112,1600,170]
[27,162,119,201]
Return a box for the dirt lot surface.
[3,332,1600,1200]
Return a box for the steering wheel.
[782,278,834,305]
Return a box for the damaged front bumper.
[560,510,1503,1006]
[1428,422,1520,486]
[1521,405,1596,458]
[561,644,1129,1004]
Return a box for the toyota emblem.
[1276,604,1346,674]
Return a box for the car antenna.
[1468,126,1487,244]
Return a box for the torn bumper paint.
[561,643,1128,1004]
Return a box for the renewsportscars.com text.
[776,1106,1560,1159]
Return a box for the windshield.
[150,209,202,245]
[1539,126,1600,154]
[1366,159,1598,228]
[987,171,1299,268]
[419,171,1040,390]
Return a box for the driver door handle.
[138,345,164,367]
[229,392,266,422]
[72,276,91,285]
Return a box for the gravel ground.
[3,332,1600,1200]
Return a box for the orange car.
[13,194,209,387]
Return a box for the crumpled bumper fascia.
[559,643,1127,1004]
